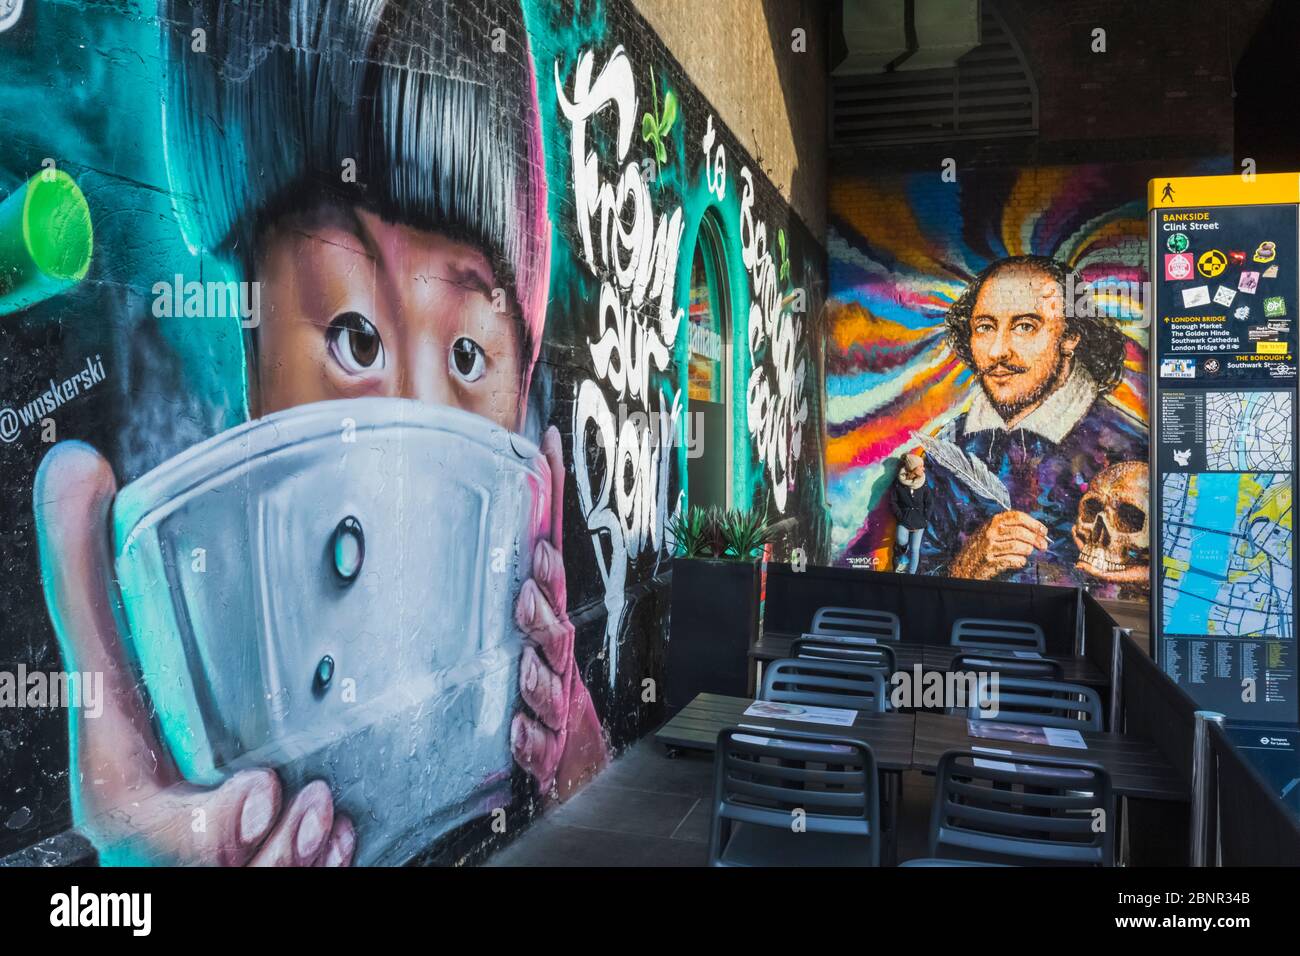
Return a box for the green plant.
[719,505,774,560]
[668,504,773,561]
[704,505,729,557]
[666,505,715,558]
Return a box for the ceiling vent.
[832,0,1038,147]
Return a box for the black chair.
[951,651,1063,681]
[762,658,889,713]
[968,677,1103,731]
[950,617,1045,654]
[709,728,880,866]
[902,750,1114,866]
[792,637,897,676]
[811,606,901,642]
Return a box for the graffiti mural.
[557,44,683,686]
[0,0,826,864]
[827,166,1156,596]
[741,167,812,517]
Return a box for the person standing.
[890,453,933,573]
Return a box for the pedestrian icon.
[1161,182,1175,203]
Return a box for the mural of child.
[890,452,932,573]
[31,0,607,867]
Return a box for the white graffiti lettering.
[702,114,726,202]
[559,46,685,684]
[739,167,807,513]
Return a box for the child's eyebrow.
[281,202,378,261]
[424,261,498,303]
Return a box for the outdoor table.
[748,630,799,662]
[912,711,1188,802]
[656,692,917,862]
[921,645,1109,689]
[656,692,915,768]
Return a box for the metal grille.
[831,2,1038,147]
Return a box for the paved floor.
[485,736,936,866]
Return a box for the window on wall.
[687,213,728,403]
[686,210,732,511]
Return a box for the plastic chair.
[761,658,889,713]
[907,750,1114,866]
[709,727,880,866]
[792,637,897,676]
[951,651,1063,681]
[811,606,901,642]
[950,617,1045,653]
[967,677,1103,731]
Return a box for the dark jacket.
[890,481,933,531]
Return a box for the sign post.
[1149,172,1300,726]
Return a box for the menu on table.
[971,746,1094,779]
[803,632,876,644]
[742,700,858,726]
[966,719,1088,750]
[735,728,856,754]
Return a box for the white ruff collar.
[962,365,1099,444]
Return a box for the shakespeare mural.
[0,0,826,864]
[827,167,1153,596]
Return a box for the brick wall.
[832,0,1270,173]
[636,0,830,237]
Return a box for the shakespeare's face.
[968,263,1080,419]
[251,204,525,430]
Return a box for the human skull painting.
[1072,461,1150,584]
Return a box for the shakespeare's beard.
[978,349,1069,422]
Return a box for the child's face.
[252,204,525,430]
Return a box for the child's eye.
[449,336,487,383]
[326,312,385,373]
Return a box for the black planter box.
[664,557,760,716]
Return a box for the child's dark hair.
[161,0,550,386]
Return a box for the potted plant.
[664,504,773,715]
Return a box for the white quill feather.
[910,430,1012,511]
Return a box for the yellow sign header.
[1149,173,1300,210]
